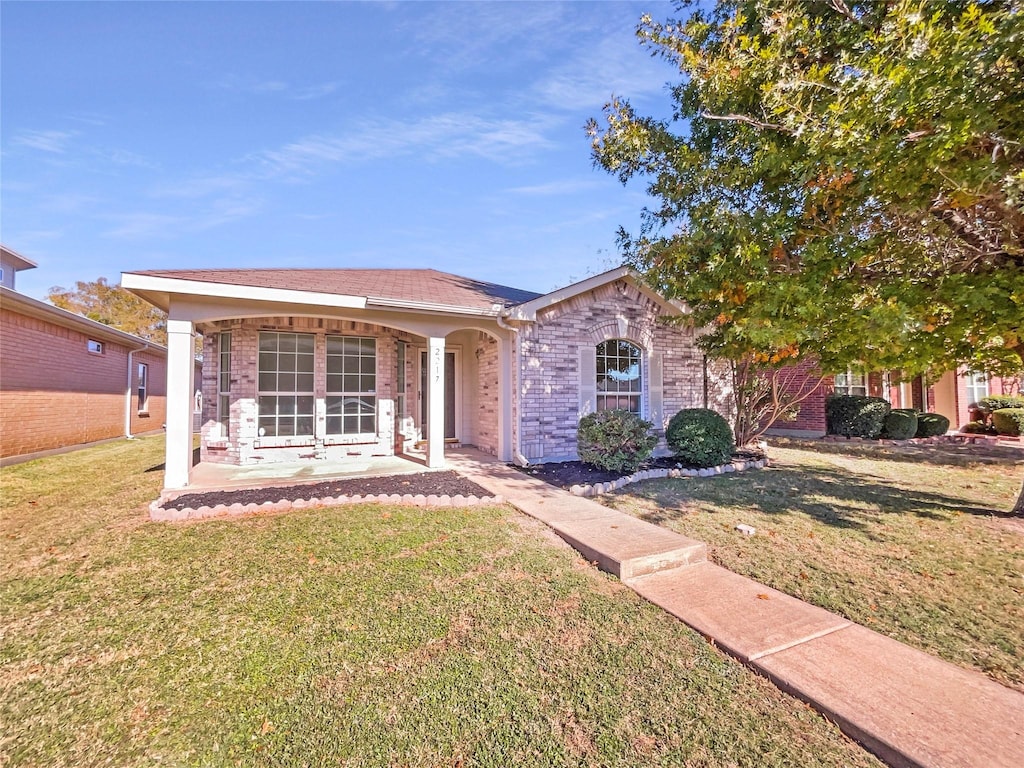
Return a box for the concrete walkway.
[446,449,1024,768]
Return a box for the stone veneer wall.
[474,332,499,456]
[516,279,716,463]
[200,317,412,465]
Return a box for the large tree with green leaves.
[588,0,1023,380]
[48,277,168,345]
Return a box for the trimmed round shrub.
[915,412,950,438]
[882,408,918,440]
[977,395,1024,413]
[960,420,995,435]
[992,408,1024,437]
[576,409,657,473]
[825,395,891,439]
[666,408,734,468]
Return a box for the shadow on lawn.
[770,437,1024,469]
[630,461,1011,538]
[145,447,201,473]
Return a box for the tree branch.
[699,111,791,134]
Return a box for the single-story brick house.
[1,246,174,461]
[122,266,732,490]
[766,358,1022,438]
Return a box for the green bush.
[825,395,891,438]
[976,395,1024,413]
[915,412,950,438]
[576,409,657,473]
[960,420,995,435]
[882,409,918,440]
[992,408,1024,437]
[666,408,734,468]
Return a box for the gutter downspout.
[496,312,529,466]
[125,342,150,438]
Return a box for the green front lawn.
[606,439,1024,692]
[0,436,880,767]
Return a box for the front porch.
[179,452,429,495]
[160,312,513,492]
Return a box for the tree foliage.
[588,0,1024,377]
[48,277,168,345]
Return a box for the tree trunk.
[1014,477,1024,516]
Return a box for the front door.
[419,349,459,440]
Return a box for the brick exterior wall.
[767,359,832,436]
[0,305,167,458]
[474,332,499,456]
[515,278,724,463]
[199,317,414,465]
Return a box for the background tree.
[588,0,1023,511]
[48,277,168,345]
[588,0,1023,377]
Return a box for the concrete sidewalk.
[447,449,1024,768]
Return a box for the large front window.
[326,336,376,436]
[258,332,315,438]
[596,339,642,415]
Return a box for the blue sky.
[2,0,678,301]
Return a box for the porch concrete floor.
[181,453,430,494]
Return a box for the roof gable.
[504,266,688,322]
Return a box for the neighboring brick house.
[0,245,174,461]
[122,266,733,490]
[767,360,1022,438]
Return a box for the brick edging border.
[150,491,505,522]
[569,458,768,497]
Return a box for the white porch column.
[164,318,196,489]
[426,335,446,469]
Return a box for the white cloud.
[254,112,557,178]
[506,179,603,196]
[213,74,341,100]
[12,129,77,153]
[531,32,671,112]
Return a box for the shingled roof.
[129,268,542,311]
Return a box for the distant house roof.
[0,245,38,272]
[128,268,542,314]
[0,285,167,353]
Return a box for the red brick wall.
[768,359,832,435]
[0,306,167,458]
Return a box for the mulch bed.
[515,451,764,490]
[161,471,491,512]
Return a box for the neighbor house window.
[257,332,315,438]
[217,332,232,437]
[596,339,642,415]
[834,369,867,396]
[87,339,104,354]
[137,363,149,413]
[326,336,376,436]
[965,371,989,405]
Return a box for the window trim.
[136,362,149,414]
[217,332,232,438]
[325,335,377,441]
[595,338,644,417]
[834,369,867,397]
[964,371,989,406]
[87,339,104,355]
[256,331,316,447]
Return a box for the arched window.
[596,339,642,415]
